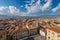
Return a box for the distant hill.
[0,14,60,18]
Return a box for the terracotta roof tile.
[47,24,60,33]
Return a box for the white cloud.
[0,5,39,16]
[0,0,52,16]
[44,0,47,2]
[25,0,52,15]
[25,0,41,14]
[9,6,20,14]
[0,6,20,15]
[52,3,60,12]
[20,12,27,16]
[0,6,28,16]
[0,6,7,11]
[0,0,55,16]
[41,0,52,11]
[20,5,24,7]
[0,6,8,14]
[31,0,35,3]
[25,1,30,3]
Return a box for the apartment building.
[12,20,39,40]
[0,26,8,40]
[38,21,47,37]
[12,26,29,40]
[0,30,7,40]
[26,20,38,36]
[38,21,60,40]
[6,25,19,40]
[46,24,60,40]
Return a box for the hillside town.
[0,18,60,40]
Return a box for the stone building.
[46,24,60,40]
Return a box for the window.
[48,30,50,35]
[48,36,50,40]
[58,39,59,40]
[52,39,53,40]
[57,35,60,37]
[52,32,55,37]
[48,31,50,33]
[0,35,2,39]
[48,36,50,39]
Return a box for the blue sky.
[0,0,60,16]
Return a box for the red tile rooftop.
[47,24,60,34]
